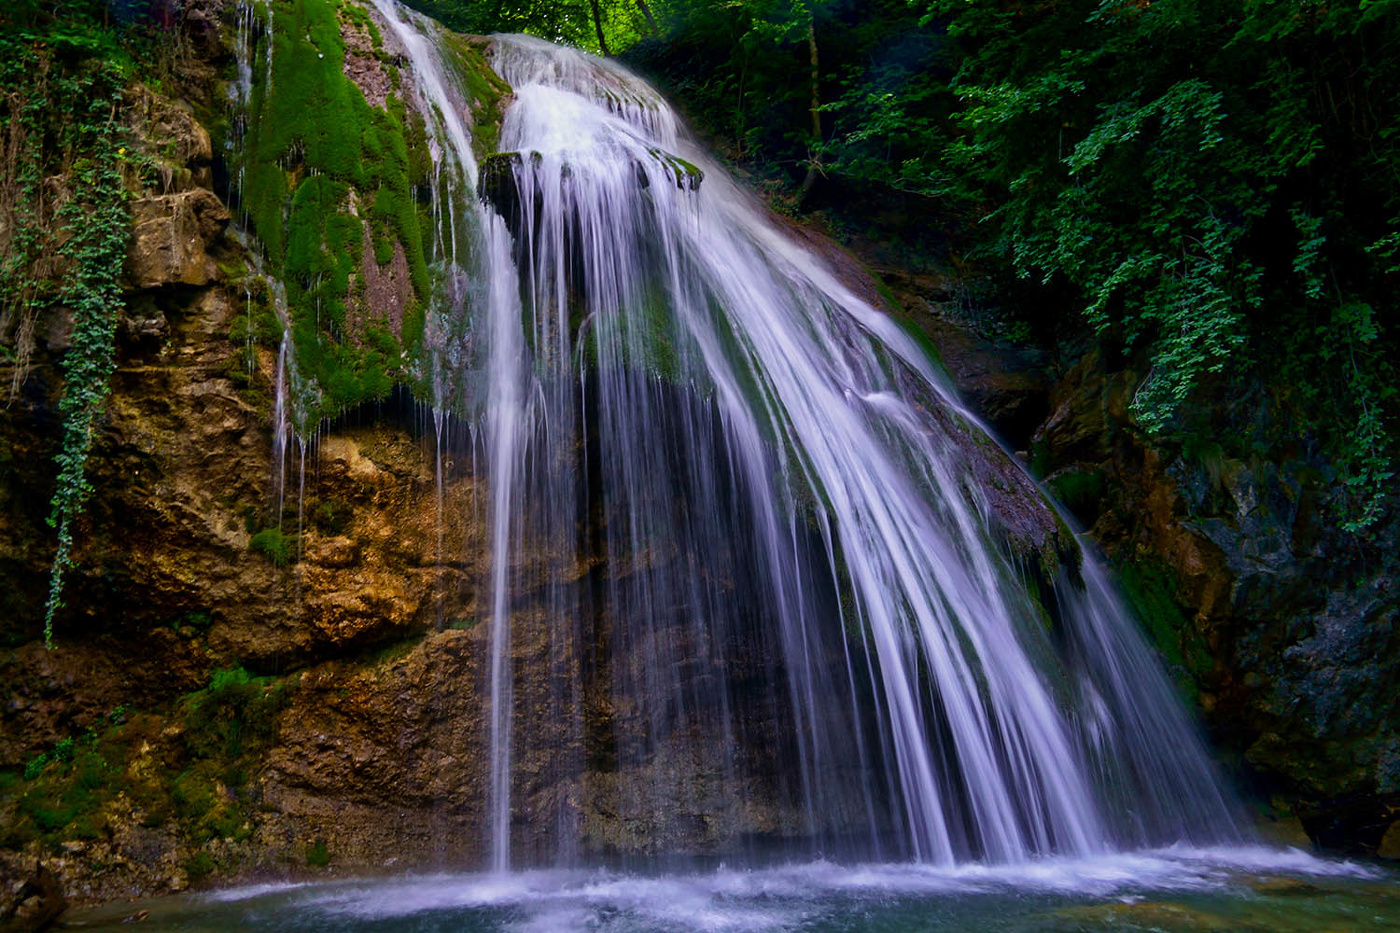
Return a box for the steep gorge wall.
[0,0,507,909]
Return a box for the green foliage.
[305,837,331,866]
[172,610,213,634]
[648,0,1398,533]
[179,666,293,761]
[1,19,137,646]
[920,0,1399,529]
[628,0,835,171]
[183,850,216,882]
[249,526,294,567]
[23,754,51,781]
[400,0,655,55]
[1047,467,1106,524]
[5,716,141,849]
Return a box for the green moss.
[256,0,364,181]
[310,498,354,534]
[306,838,331,867]
[1116,559,1212,700]
[361,635,425,668]
[1046,467,1107,520]
[0,669,294,857]
[228,284,284,349]
[249,527,294,567]
[172,610,213,635]
[184,850,216,882]
[338,0,383,49]
[243,161,289,261]
[890,313,949,377]
[3,715,159,850]
[235,0,450,428]
[646,147,704,190]
[180,666,293,761]
[1029,439,1053,478]
[226,4,534,430]
[405,108,431,189]
[439,34,511,158]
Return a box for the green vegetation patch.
[0,21,149,645]
[438,32,512,158]
[237,0,447,431]
[305,837,331,866]
[250,526,295,567]
[227,3,558,429]
[1116,558,1212,701]
[0,668,295,862]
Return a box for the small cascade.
[228,1,317,529]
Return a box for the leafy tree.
[920,0,1398,527]
[400,0,655,54]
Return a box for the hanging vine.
[43,110,128,647]
[1,31,132,646]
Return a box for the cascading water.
[268,0,1245,872]
[468,30,1239,866]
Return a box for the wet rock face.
[126,189,230,289]
[1013,350,1400,854]
[258,630,490,867]
[0,862,66,933]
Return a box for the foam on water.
[184,849,1379,932]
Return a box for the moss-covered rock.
[643,147,703,190]
[231,0,508,432]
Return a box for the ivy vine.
[2,35,131,647]
[44,107,128,647]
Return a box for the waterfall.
[320,1,1244,870]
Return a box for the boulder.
[125,189,229,289]
[0,862,65,933]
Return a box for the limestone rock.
[129,87,214,192]
[126,189,229,289]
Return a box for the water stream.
[70,848,1400,932]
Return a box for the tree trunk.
[590,0,611,57]
[636,0,659,37]
[797,17,821,204]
